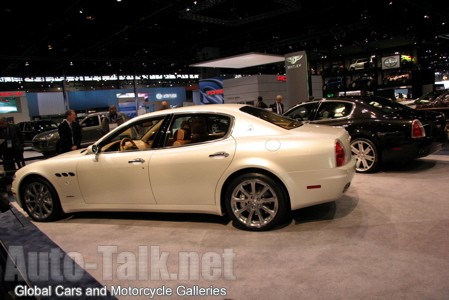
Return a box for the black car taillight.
[335,140,346,167]
[411,119,426,138]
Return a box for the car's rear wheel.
[225,173,288,231]
[351,138,379,173]
[21,177,63,222]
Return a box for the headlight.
[34,132,58,141]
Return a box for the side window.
[286,103,316,121]
[317,102,352,120]
[82,116,100,127]
[99,116,164,152]
[167,114,231,147]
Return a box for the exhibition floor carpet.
[1,148,449,300]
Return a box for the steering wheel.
[119,138,138,151]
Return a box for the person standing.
[101,105,128,134]
[255,96,268,108]
[160,101,170,110]
[270,95,284,114]
[0,117,24,175]
[58,109,82,153]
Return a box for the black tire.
[224,173,288,231]
[350,138,380,173]
[21,177,64,222]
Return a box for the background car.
[349,74,375,88]
[284,96,447,173]
[402,89,448,108]
[322,63,346,76]
[415,90,449,125]
[349,58,369,71]
[323,77,345,90]
[12,104,355,231]
[32,112,107,156]
[16,120,58,147]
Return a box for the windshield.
[36,121,57,131]
[240,106,302,129]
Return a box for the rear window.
[364,97,413,113]
[240,106,302,129]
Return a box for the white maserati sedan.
[12,104,356,231]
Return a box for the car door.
[20,122,33,144]
[76,150,155,205]
[149,113,235,206]
[76,115,165,205]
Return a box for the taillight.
[411,119,426,138]
[335,140,346,167]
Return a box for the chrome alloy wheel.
[24,181,55,220]
[351,138,378,173]
[230,178,279,229]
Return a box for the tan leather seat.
[173,128,191,146]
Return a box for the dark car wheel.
[351,138,379,173]
[21,177,63,222]
[225,173,288,231]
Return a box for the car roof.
[18,120,56,124]
[131,104,248,121]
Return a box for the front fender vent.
[55,172,76,177]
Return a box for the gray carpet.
[0,205,116,300]
[3,151,449,300]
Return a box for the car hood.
[33,128,59,139]
[14,148,87,180]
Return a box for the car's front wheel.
[351,138,379,173]
[225,173,288,231]
[21,177,63,222]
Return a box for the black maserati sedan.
[284,96,447,173]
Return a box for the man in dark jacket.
[270,95,284,114]
[256,96,268,108]
[58,109,82,153]
[0,116,24,175]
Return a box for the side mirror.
[86,144,99,155]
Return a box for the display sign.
[0,91,25,97]
[197,78,224,105]
[0,97,20,113]
[381,55,400,70]
[285,51,309,105]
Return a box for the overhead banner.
[285,51,309,106]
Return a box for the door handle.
[128,158,145,164]
[209,152,229,158]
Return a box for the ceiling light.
[190,53,285,69]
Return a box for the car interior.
[97,114,231,152]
